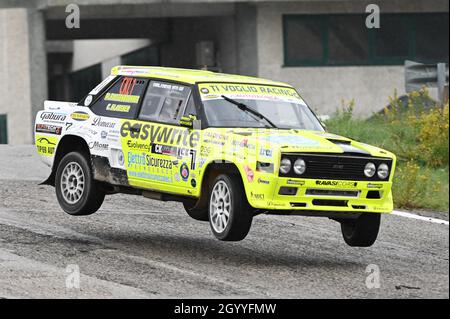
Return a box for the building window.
[283,13,449,66]
[0,114,7,144]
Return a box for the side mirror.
[180,114,197,128]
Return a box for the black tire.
[340,213,381,247]
[55,151,105,216]
[208,174,253,241]
[183,200,208,221]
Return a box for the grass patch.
[325,92,449,213]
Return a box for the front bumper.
[248,177,393,213]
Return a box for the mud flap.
[39,171,55,186]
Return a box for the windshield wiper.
[221,95,277,128]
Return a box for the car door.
[121,80,201,197]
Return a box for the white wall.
[0,8,46,144]
[71,39,151,72]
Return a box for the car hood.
[218,128,394,158]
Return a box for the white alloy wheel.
[60,162,85,204]
[209,180,231,233]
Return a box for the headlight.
[279,158,292,174]
[293,158,306,175]
[364,162,376,177]
[377,163,390,179]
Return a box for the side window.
[183,96,197,117]
[139,81,191,124]
[90,77,148,119]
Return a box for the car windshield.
[198,83,324,131]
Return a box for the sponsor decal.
[79,127,98,138]
[259,148,273,158]
[92,117,116,128]
[152,81,185,92]
[198,83,301,101]
[127,140,151,152]
[202,138,225,146]
[367,183,383,189]
[250,192,265,200]
[257,178,270,185]
[200,145,211,156]
[198,158,206,169]
[203,132,228,141]
[71,112,90,121]
[152,144,197,169]
[89,141,109,151]
[244,165,254,183]
[128,170,172,183]
[267,201,287,208]
[36,136,57,157]
[232,139,255,150]
[127,152,173,170]
[315,180,358,187]
[105,103,131,112]
[40,112,67,122]
[287,179,305,186]
[191,179,197,188]
[35,124,62,135]
[119,77,137,95]
[117,151,125,166]
[180,163,190,182]
[101,131,108,139]
[121,121,200,149]
[104,94,139,104]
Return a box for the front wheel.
[340,213,381,247]
[55,152,105,216]
[208,174,253,241]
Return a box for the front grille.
[312,199,348,207]
[280,153,393,181]
[305,189,360,198]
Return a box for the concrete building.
[0,0,448,144]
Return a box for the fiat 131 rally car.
[35,66,396,247]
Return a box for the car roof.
[110,65,292,87]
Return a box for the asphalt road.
[0,145,448,298]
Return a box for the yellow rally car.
[35,66,396,247]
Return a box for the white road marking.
[392,210,449,226]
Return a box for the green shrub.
[325,90,449,212]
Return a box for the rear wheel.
[208,174,253,241]
[55,152,105,216]
[340,213,381,247]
